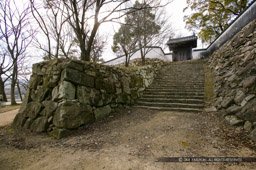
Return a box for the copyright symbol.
[179,158,183,162]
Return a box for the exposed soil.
[0,108,256,170]
[0,109,19,127]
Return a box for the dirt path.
[0,109,18,127]
[0,108,256,170]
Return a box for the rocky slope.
[208,18,256,141]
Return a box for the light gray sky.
[101,0,192,61]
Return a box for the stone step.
[141,94,204,100]
[154,79,205,83]
[136,101,204,109]
[148,85,205,89]
[145,88,204,92]
[133,106,202,112]
[143,91,204,96]
[139,98,204,104]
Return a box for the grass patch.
[204,65,215,103]
[0,105,20,114]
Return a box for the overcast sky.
[101,0,192,61]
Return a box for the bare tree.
[30,0,77,60]
[62,0,172,61]
[0,0,34,105]
[0,48,13,102]
[90,34,107,63]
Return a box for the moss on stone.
[204,65,215,102]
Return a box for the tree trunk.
[139,43,145,65]
[17,80,23,101]
[11,63,17,105]
[0,76,7,102]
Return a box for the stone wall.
[208,19,256,140]
[13,59,162,137]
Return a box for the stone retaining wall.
[208,19,256,140]
[13,59,162,137]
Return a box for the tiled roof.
[167,35,197,45]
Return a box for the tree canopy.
[112,0,162,66]
[184,0,249,43]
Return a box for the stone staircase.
[135,60,205,112]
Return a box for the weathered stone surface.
[61,68,94,87]
[42,101,58,117]
[43,74,60,88]
[221,97,234,109]
[243,76,256,89]
[94,105,111,121]
[29,75,41,89]
[14,58,162,134]
[49,128,71,139]
[226,105,241,115]
[250,128,256,141]
[225,115,244,126]
[18,89,31,114]
[52,81,76,101]
[234,90,245,104]
[77,86,91,104]
[121,76,131,94]
[30,88,49,102]
[65,60,84,71]
[237,98,256,122]
[90,89,103,106]
[241,94,255,107]
[12,114,26,127]
[30,117,48,132]
[104,79,115,94]
[23,102,43,119]
[53,100,93,129]
[23,118,33,129]
[205,106,217,112]
[244,121,252,131]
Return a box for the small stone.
[225,115,244,126]
[205,106,217,112]
[234,90,245,104]
[221,97,234,109]
[226,105,241,115]
[243,76,256,89]
[241,94,255,107]
[244,121,252,131]
[49,128,71,139]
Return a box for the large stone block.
[61,68,94,87]
[12,114,26,127]
[30,88,50,102]
[23,102,43,119]
[77,86,91,105]
[90,89,103,106]
[52,81,76,101]
[30,117,48,132]
[41,101,58,117]
[94,105,111,121]
[53,100,94,129]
